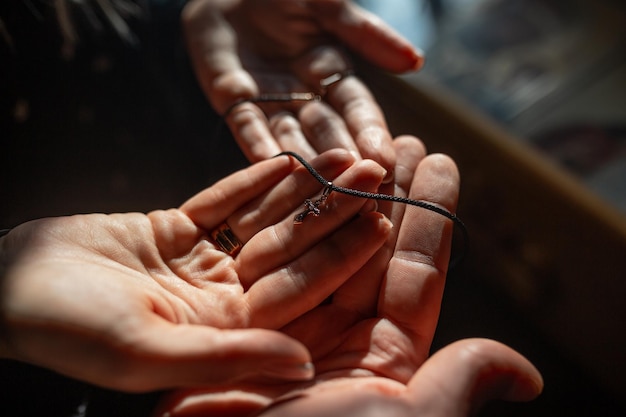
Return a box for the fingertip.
[412,152,460,213]
[407,46,425,72]
[236,328,313,365]
[464,338,544,405]
[359,198,378,214]
[134,324,315,388]
[359,139,395,184]
[309,148,358,172]
[393,135,426,153]
[261,361,315,381]
[379,212,394,235]
[507,368,544,403]
[386,42,425,73]
[409,338,543,415]
[226,102,284,162]
[424,153,460,185]
[356,158,389,187]
[312,1,424,74]
[382,162,395,184]
[359,210,394,237]
[375,210,394,231]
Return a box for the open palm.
[0,150,390,392]
[281,136,457,382]
[156,135,462,416]
[182,0,423,170]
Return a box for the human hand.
[182,0,424,174]
[0,150,392,392]
[155,338,542,417]
[247,338,544,417]
[155,135,489,416]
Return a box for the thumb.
[408,338,543,416]
[105,322,313,392]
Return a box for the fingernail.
[262,362,315,381]
[411,47,426,71]
[371,162,390,183]
[380,214,393,232]
[382,168,394,184]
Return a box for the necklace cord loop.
[276,151,469,269]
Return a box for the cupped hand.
[156,338,542,417]
[0,150,391,392]
[182,0,423,172]
[155,135,492,416]
[249,338,544,417]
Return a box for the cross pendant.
[293,184,333,224]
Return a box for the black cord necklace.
[220,71,468,268]
[277,151,469,268]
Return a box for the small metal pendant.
[294,184,333,224]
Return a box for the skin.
[0,135,542,416]
[182,0,424,177]
[151,136,541,417]
[0,149,391,392]
[0,2,544,414]
[247,338,544,417]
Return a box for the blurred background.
[2,0,625,415]
[357,1,626,416]
[358,0,626,213]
